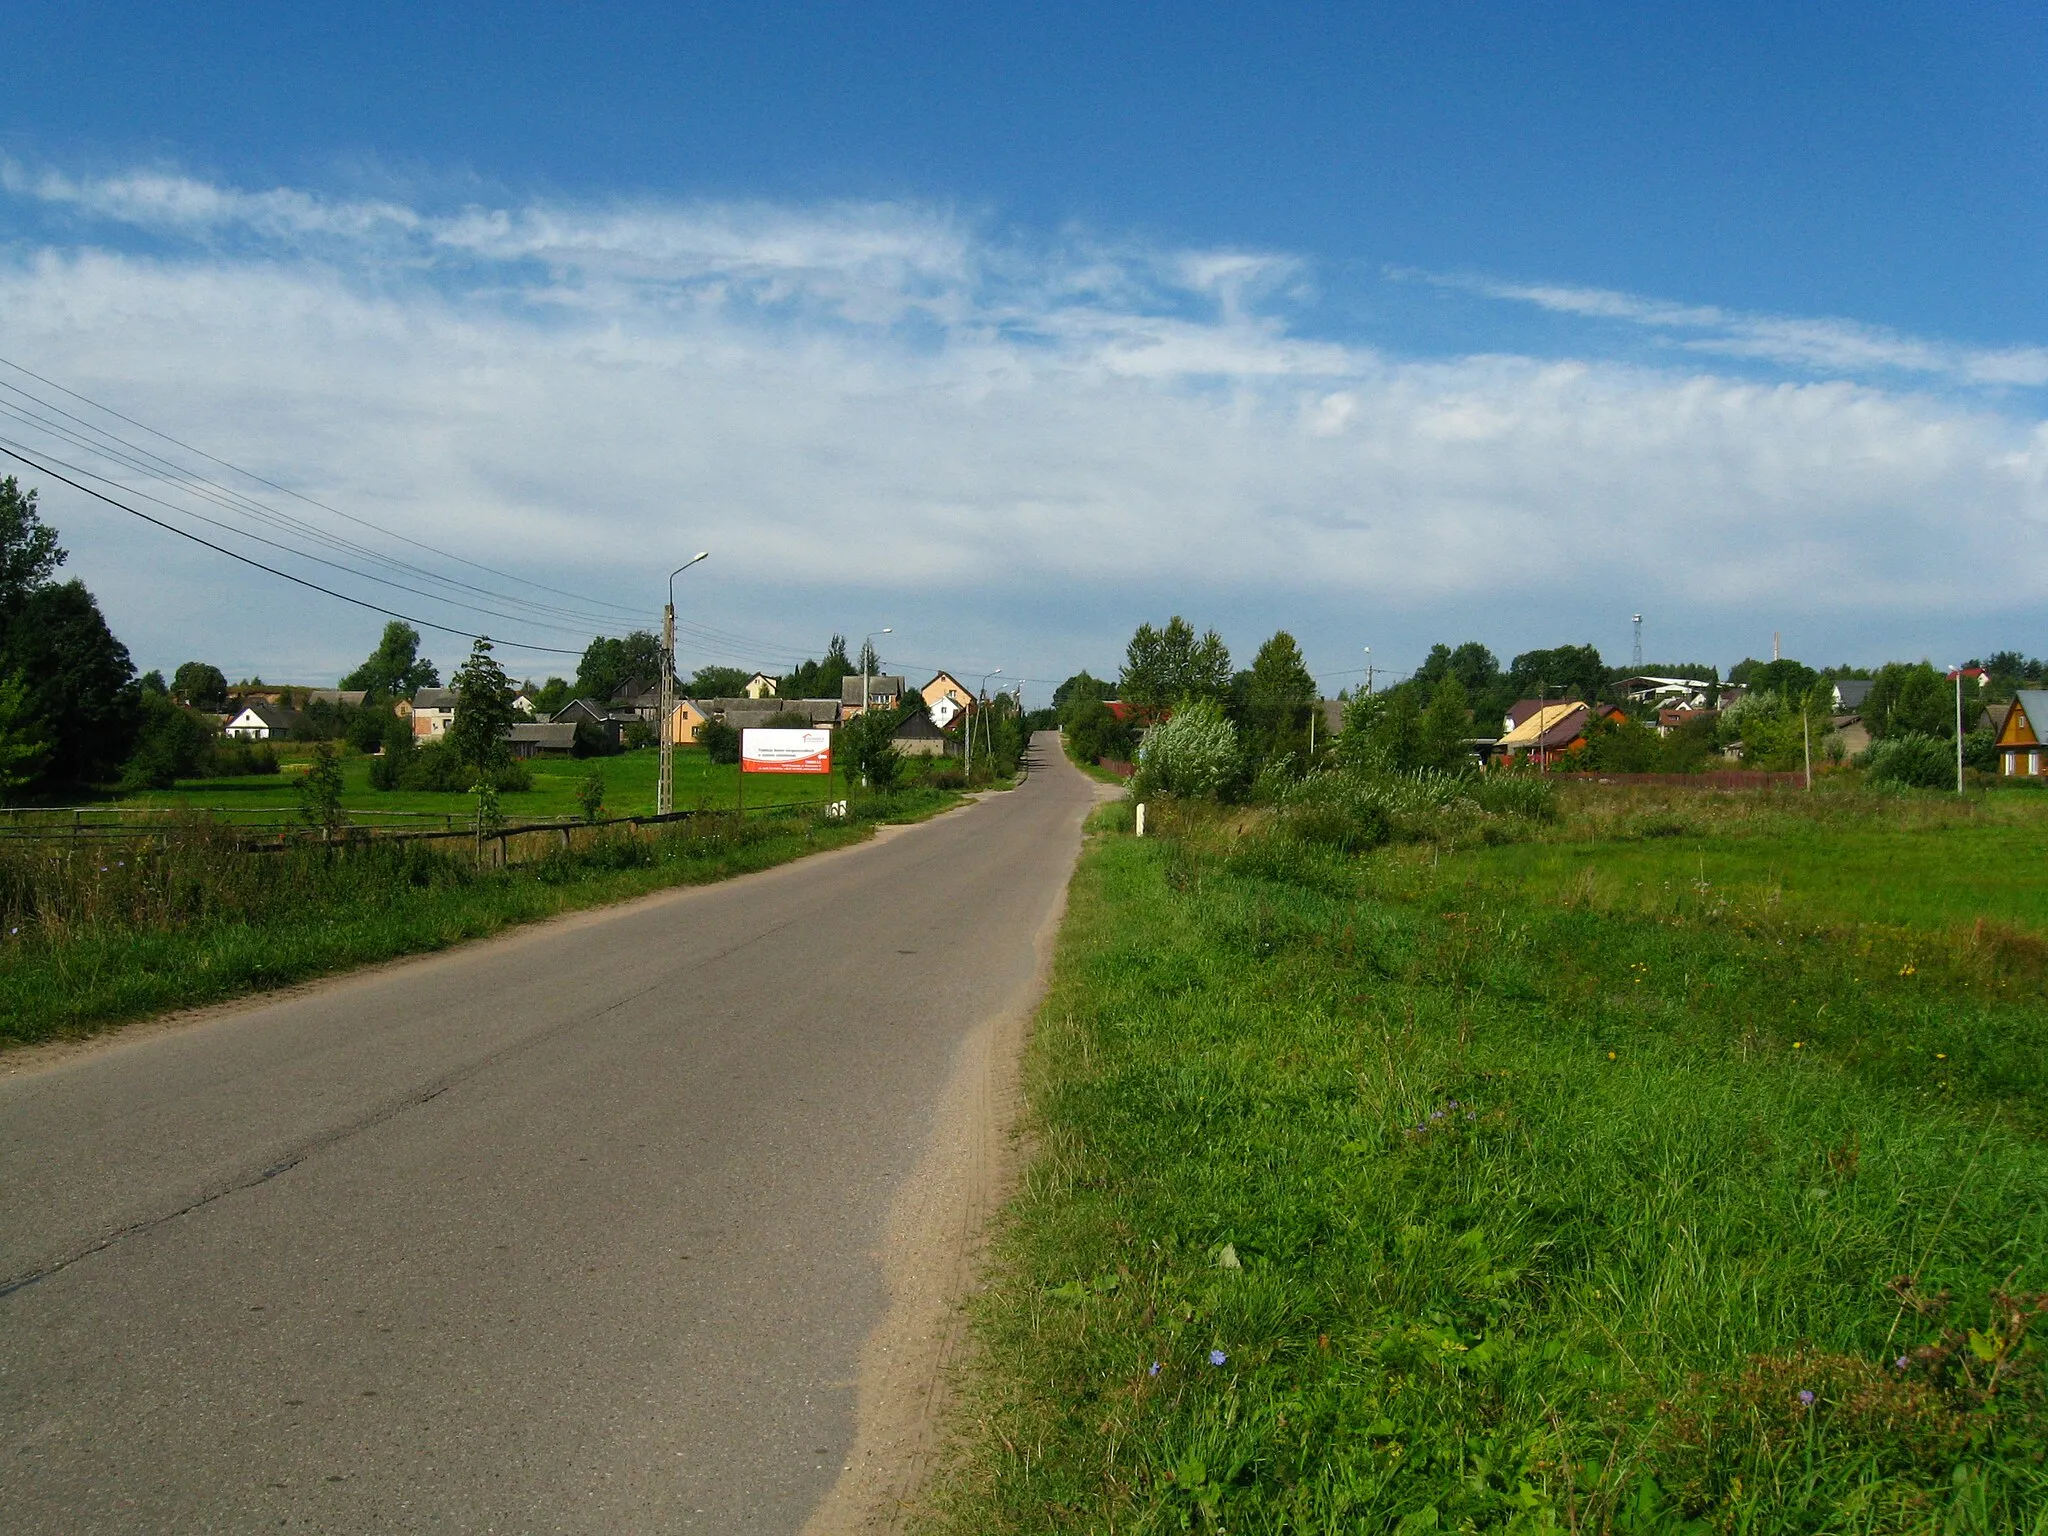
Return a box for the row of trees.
[1056,614,2022,792]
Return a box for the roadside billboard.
[741,727,833,774]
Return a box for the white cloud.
[1420,269,2048,389]
[0,164,2044,685]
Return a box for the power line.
[0,382,638,631]
[0,353,652,623]
[0,434,613,639]
[0,443,585,657]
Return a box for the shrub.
[698,720,740,764]
[1134,699,1241,800]
[1275,773,1394,852]
[1862,731,1955,789]
[623,720,657,752]
[1467,770,1558,820]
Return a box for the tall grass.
[920,795,2048,1533]
[0,787,956,1045]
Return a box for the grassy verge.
[0,786,958,1047]
[921,790,2048,1533]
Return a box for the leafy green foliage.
[1866,662,1953,740]
[0,672,51,798]
[575,769,606,823]
[780,634,854,701]
[169,661,229,710]
[1052,670,1114,712]
[927,792,2048,1533]
[697,718,740,764]
[120,693,217,790]
[0,475,65,613]
[1418,673,1473,772]
[1121,616,1233,709]
[1063,696,1134,767]
[339,621,439,700]
[838,708,902,788]
[448,637,516,775]
[8,579,140,785]
[1863,732,1957,789]
[296,742,347,831]
[574,630,665,702]
[1134,698,1241,799]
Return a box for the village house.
[304,689,368,709]
[891,710,952,757]
[506,722,577,759]
[223,701,304,740]
[409,687,459,740]
[1994,690,2048,777]
[1494,701,1626,768]
[743,673,778,699]
[840,674,905,717]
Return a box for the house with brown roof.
[1994,690,2048,777]
[1495,701,1626,768]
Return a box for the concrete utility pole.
[1632,614,1643,671]
[1956,669,1966,795]
[1364,646,1374,696]
[967,668,1001,777]
[658,552,710,817]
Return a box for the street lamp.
[1363,646,1373,695]
[861,628,893,716]
[967,668,1002,777]
[658,551,710,817]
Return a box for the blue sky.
[1,2,2043,694]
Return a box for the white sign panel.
[741,727,833,774]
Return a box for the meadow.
[98,744,846,825]
[0,783,958,1046]
[921,781,2048,1534]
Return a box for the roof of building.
[229,702,304,729]
[1504,698,1557,730]
[2005,691,2048,746]
[412,687,460,709]
[695,696,841,725]
[305,689,368,707]
[508,722,577,747]
[891,709,947,741]
[1832,679,1875,709]
[841,675,906,706]
[1498,701,1588,750]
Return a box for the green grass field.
[0,783,959,1046]
[921,785,2048,1534]
[87,745,848,826]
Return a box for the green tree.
[1240,630,1317,766]
[1053,670,1114,713]
[448,637,516,776]
[575,631,665,702]
[838,709,900,788]
[296,742,347,832]
[686,665,753,699]
[576,768,607,822]
[1865,662,1950,740]
[1064,697,1133,765]
[1420,674,1474,772]
[1120,616,1232,709]
[340,622,439,700]
[0,672,50,799]
[8,580,140,785]
[171,661,230,710]
[0,476,66,618]
[1504,644,1610,707]
[120,693,216,789]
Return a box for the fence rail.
[0,800,818,865]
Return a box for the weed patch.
[920,790,2048,1533]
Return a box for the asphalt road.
[0,733,1098,1533]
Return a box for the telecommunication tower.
[1631,614,1643,671]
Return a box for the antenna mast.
[1632,614,1643,671]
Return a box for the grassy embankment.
[0,784,959,1048]
[923,782,2048,1533]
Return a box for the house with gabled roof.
[1495,701,1626,768]
[841,675,905,716]
[1994,690,2048,777]
[224,701,304,740]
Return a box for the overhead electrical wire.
[0,353,650,624]
[0,386,634,632]
[0,357,993,678]
[0,443,586,657]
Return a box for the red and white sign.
[741,727,833,774]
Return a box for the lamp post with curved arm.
[658,551,710,817]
